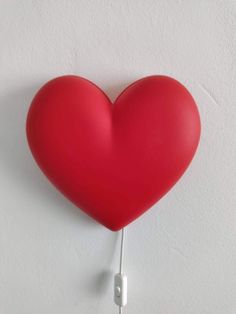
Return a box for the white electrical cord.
[119,228,125,274]
[114,227,127,313]
[119,228,125,314]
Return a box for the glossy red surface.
[26,75,200,231]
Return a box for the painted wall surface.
[0,1,235,313]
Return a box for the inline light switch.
[114,273,127,307]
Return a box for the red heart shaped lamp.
[26,75,200,231]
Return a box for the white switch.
[114,273,127,307]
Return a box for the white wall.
[0,1,235,313]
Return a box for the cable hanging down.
[119,228,125,314]
[119,228,125,274]
[114,228,127,314]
